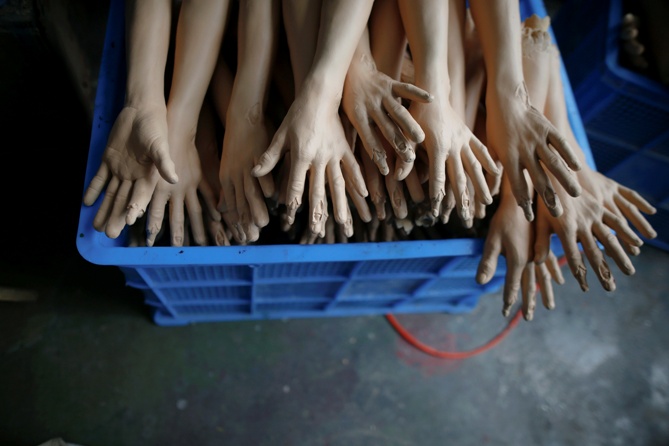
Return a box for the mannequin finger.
[126,176,159,226]
[361,149,387,220]
[580,232,614,291]
[405,168,426,204]
[390,81,433,104]
[502,255,524,317]
[152,144,179,185]
[167,196,187,247]
[235,182,256,243]
[257,171,276,200]
[535,261,556,310]
[544,250,565,285]
[537,144,581,198]
[252,132,285,177]
[521,263,537,321]
[525,157,562,218]
[558,230,589,291]
[185,190,206,246]
[394,155,415,182]
[507,165,534,222]
[440,187,456,224]
[385,172,408,219]
[83,163,111,206]
[370,107,413,164]
[221,183,245,244]
[446,155,471,226]
[92,177,118,232]
[308,165,328,235]
[462,148,492,205]
[106,180,134,239]
[146,193,168,247]
[476,229,502,284]
[340,145,369,199]
[546,126,583,172]
[244,174,270,229]
[382,95,424,145]
[347,185,372,223]
[327,161,353,237]
[427,149,447,218]
[602,210,643,249]
[469,134,499,176]
[593,222,635,276]
[207,219,230,246]
[285,159,310,226]
[356,113,389,175]
[614,195,658,239]
[618,185,657,215]
[486,160,504,198]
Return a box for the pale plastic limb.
[218,0,279,244]
[397,0,499,227]
[534,178,641,292]
[469,1,583,221]
[84,0,177,239]
[146,0,230,247]
[342,25,432,176]
[477,174,563,320]
[542,43,657,254]
[252,0,374,238]
[520,14,637,293]
[195,98,231,246]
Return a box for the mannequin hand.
[534,180,643,292]
[84,104,178,238]
[577,166,657,253]
[342,53,433,176]
[253,86,367,238]
[515,250,565,321]
[146,128,206,247]
[219,114,276,243]
[485,83,582,221]
[410,96,498,228]
[476,192,535,318]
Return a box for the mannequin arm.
[146,0,230,247]
[469,0,583,221]
[252,0,374,237]
[398,0,498,227]
[84,0,176,239]
[217,0,279,244]
[542,47,657,248]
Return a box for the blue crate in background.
[553,0,669,251]
[77,0,590,326]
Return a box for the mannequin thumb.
[152,143,179,184]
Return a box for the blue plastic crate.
[77,0,591,326]
[553,0,669,251]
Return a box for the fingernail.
[543,189,557,209]
[520,200,534,221]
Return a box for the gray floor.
[2,1,669,445]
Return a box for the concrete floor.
[2,1,669,445]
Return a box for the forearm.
[469,0,524,97]
[227,0,280,124]
[167,0,230,129]
[282,0,321,92]
[368,0,406,79]
[124,0,172,106]
[305,0,375,101]
[397,0,449,94]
